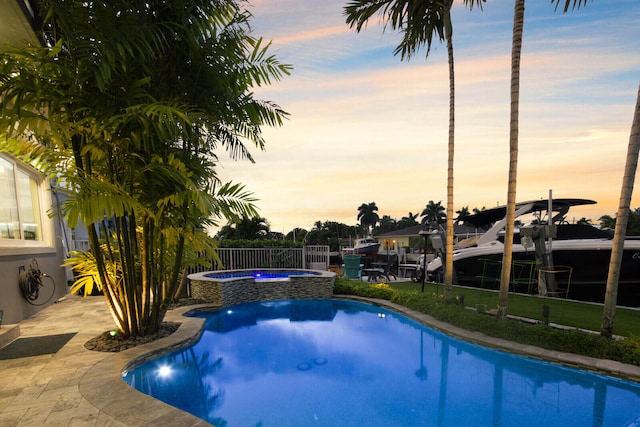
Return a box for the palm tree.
[235,217,271,240]
[455,206,471,224]
[421,200,446,228]
[497,0,526,320]
[601,84,640,338]
[376,215,398,234]
[218,216,271,240]
[0,0,290,337]
[598,210,640,235]
[497,0,589,320]
[357,202,380,235]
[345,0,483,302]
[399,212,420,229]
[599,214,616,230]
[627,208,640,235]
[286,227,308,243]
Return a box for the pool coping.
[78,297,640,426]
[79,304,212,426]
[187,268,333,282]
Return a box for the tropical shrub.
[0,0,290,337]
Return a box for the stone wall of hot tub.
[187,270,336,307]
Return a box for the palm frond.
[61,176,144,228]
[209,181,259,226]
[345,0,450,61]
[551,0,591,13]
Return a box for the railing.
[69,240,330,273]
[303,245,330,270]
[71,239,90,251]
[187,245,330,274]
[215,247,302,271]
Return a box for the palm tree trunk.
[119,214,139,336]
[498,0,525,320]
[98,218,128,332]
[70,133,129,333]
[601,82,640,338]
[444,7,455,302]
[88,222,128,333]
[141,217,154,332]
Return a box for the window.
[0,154,47,245]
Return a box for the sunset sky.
[215,0,640,235]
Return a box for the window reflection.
[0,156,43,242]
[17,169,42,240]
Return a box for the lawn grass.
[388,280,640,337]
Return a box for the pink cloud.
[272,25,350,45]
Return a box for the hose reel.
[18,258,55,306]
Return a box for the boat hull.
[354,244,380,256]
[353,238,381,256]
[432,241,640,307]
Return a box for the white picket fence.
[188,245,330,273]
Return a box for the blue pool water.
[123,299,640,426]
[204,270,320,280]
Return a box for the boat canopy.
[462,198,596,227]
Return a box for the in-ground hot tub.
[187,268,336,307]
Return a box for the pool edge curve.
[78,296,640,427]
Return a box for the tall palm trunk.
[601,83,640,338]
[443,5,455,302]
[498,0,525,320]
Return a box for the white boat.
[424,198,640,307]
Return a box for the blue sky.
[216,0,640,234]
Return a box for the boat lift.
[520,223,558,295]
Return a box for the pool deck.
[1,293,640,426]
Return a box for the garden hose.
[18,258,56,306]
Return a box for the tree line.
[216,201,640,251]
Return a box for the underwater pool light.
[157,365,173,379]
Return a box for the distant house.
[374,223,484,262]
[375,225,426,253]
[0,1,69,325]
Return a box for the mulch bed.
[84,322,181,352]
[85,298,206,352]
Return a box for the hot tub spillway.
[187,269,336,307]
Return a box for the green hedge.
[333,277,640,367]
[216,239,303,248]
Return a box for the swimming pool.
[187,269,335,306]
[123,299,640,426]
[205,270,321,280]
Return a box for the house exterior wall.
[379,236,411,250]
[0,191,69,325]
[0,2,69,326]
